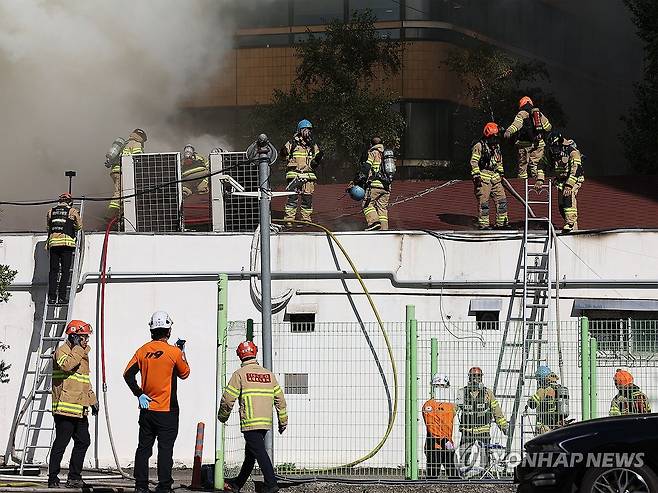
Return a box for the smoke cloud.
[0,0,244,230]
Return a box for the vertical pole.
[256,135,275,458]
[409,319,419,480]
[580,317,591,420]
[246,318,254,341]
[405,305,415,479]
[589,337,598,419]
[214,274,228,490]
[430,338,438,397]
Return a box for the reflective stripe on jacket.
[284,135,320,181]
[459,386,507,435]
[609,385,652,416]
[506,109,552,147]
[470,141,504,182]
[365,143,386,189]
[52,343,97,417]
[111,137,144,173]
[218,359,288,431]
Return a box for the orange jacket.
[124,340,190,412]
[422,399,456,448]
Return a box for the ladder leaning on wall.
[6,201,85,474]
[493,179,553,453]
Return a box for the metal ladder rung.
[499,369,521,373]
[526,303,549,308]
[42,337,66,342]
[526,252,549,256]
[527,200,549,204]
[39,353,54,359]
[527,217,550,222]
[24,445,53,450]
[526,267,548,272]
[43,319,67,324]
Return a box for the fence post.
[430,337,438,398]
[580,316,591,420]
[246,318,254,341]
[215,274,228,490]
[589,336,598,418]
[410,318,419,480]
[405,305,415,479]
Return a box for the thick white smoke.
[0,0,245,230]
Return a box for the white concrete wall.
[0,230,657,470]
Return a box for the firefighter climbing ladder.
[493,180,553,453]
[9,201,85,474]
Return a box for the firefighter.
[108,128,147,215]
[536,131,585,233]
[609,369,652,416]
[503,96,552,179]
[526,366,569,435]
[46,193,82,304]
[281,119,323,224]
[219,341,287,493]
[471,123,508,230]
[457,367,508,468]
[123,311,190,493]
[181,144,210,198]
[354,137,391,231]
[48,320,98,488]
[422,374,458,479]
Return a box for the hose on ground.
[273,219,399,471]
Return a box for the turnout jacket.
[470,141,504,183]
[218,359,288,431]
[457,385,508,435]
[505,109,552,147]
[609,385,652,416]
[47,203,82,248]
[111,131,145,174]
[282,134,321,182]
[52,343,97,417]
[538,139,584,187]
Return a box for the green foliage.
[621,0,658,173]
[0,264,17,303]
[251,10,405,180]
[445,45,566,175]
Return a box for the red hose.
[100,216,118,390]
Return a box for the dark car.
[515,414,658,493]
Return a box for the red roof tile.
[183,176,658,232]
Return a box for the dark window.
[285,373,309,394]
[289,313,316,333]
[403,101,454,161]
[349,0,399,21]
[235,34,291,48]
[476,311,499,330]
[292,0,344,25]
[236,0,290,28]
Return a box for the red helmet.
[519,96,534,109]
[59,192,72,202]
[66,320,92,335]
[468,367,483,376]
[483,122,499,138]
[236,341,257,361]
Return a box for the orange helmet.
[236,341,258,361]
[614,369,633,387]
[66,320,92,335]
[483,122,499,138]
[59,192,72,202]
[519,96,534,109]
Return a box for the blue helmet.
[535,365,552,380]
[348,185,365,201]
[297,119,313,131]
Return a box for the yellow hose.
[273,219,399,470]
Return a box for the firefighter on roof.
[107,128,147,216]
[181,144,210,198]
[281,119,323,224]
[219,341,287,493]
[470,123,508,230]
[504,96,552,179]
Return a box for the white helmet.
[431,373,450,388]
[149,311,173,330]
[183,144,195,159]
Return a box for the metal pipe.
[430,338,438,398]
[589,336,598,419]
[580,317,591,421]
[214,275,228,490]
[69,272,658,290]
[409,318,419,481]
[404,305,414,479]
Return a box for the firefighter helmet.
[149,311,173,330]
[483,122,500,138]
[66,320,92,335]
[59,192,73,203]
[614,369,634,387]
[535,365,552,380]
[133,128,147,142]
[237,341,258,360]
[297,119,313,131]
[468,366,483,385]
[183,144,195,159]
[519,96,534,109]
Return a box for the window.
[289,313,316,333]
[292,0,344,25]
[349,0,399,21]
[285,373,309,394]
[402,101,455,161]
[476,311,499,331]
[586,314,658,366]
[235,0,290,28]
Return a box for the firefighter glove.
[138,394,153,409]
[91,404,99,416]
[503,130,512,139]
[278,423,287,434]
[176,338,186,351]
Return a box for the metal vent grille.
[284,373,309,395]
[221,152,258,232]
[132,153,181,232]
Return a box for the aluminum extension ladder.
[493,180,553,453]
[10,201,85,474]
